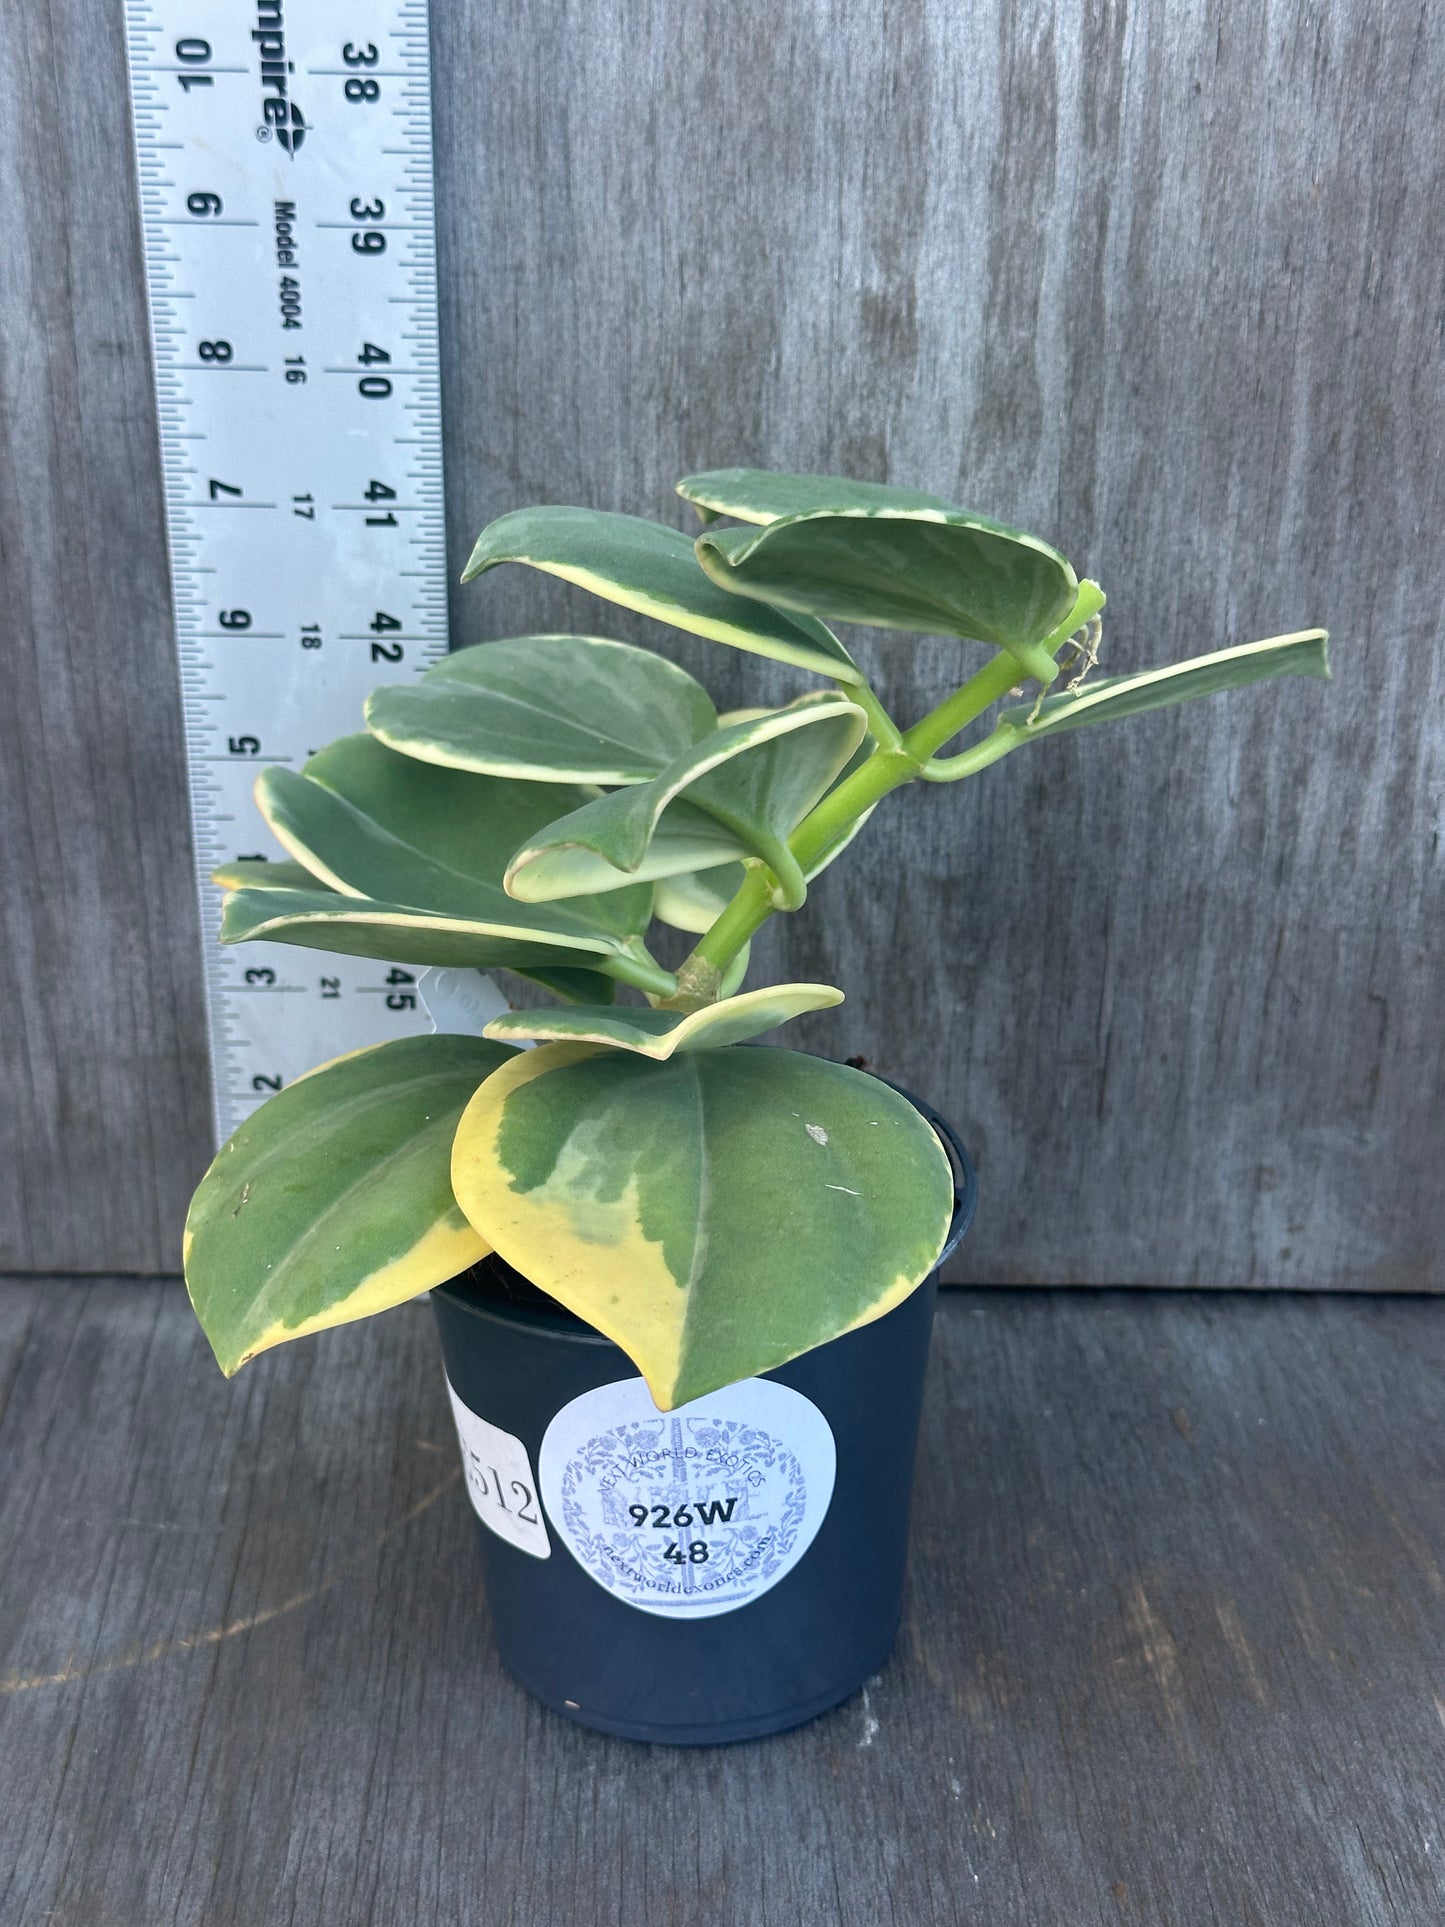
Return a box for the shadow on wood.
[2,1278,1442,1925]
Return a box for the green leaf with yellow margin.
[185,1035,514,1376]
[650,725,877,931]
[504,692,865,908]
[462,506,862,683]
[219,884,635,971]
[686,469,1077,684]
[678,468,955,525]
[283,733,651,940]
[365,635,717,785]
[450,1043,954,1409]
[483,982,843,1056]
[211,765,639,988]
[236,733,658,975]
[926,630,1331,781]
[994,630,1331,740]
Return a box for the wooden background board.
[2,0,1441,1283]
[3,1279,1444,1925]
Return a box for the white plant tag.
[446,1379,550,1559]
[419,968,518,1038]
[539,1376,836,1619]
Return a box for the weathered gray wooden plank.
[2,0,1441,1281]
[0,0,211,1272]
[2,1279,1443,1925]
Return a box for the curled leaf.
[483,982,843,1058]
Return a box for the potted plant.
[184,469,1328,1743]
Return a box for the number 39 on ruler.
[124,1,447,1145]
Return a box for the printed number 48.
[664,1541,709,1565]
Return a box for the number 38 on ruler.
[125,1,447,1143]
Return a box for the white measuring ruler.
[124,0,445,1144]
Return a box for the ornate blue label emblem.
[539,1377,837,1618]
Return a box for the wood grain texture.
[3,1279,1444,1925]
[0,0,211,1272]
[2,0,1441,1281]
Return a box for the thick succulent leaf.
[365,634,716,784]
[211,857,319,892]
[484,983,844,1057]
[451,1044,954,1408]
[185,1035,511,1376]
[462,505,861,683]
[217,740,655,970]
[694,498,1077,679]
[301,733,648,926]
[506,692,865,903]
[990,630,1331,743]
[650,752,878,931]
[257,737,653,945]
[507,798,748,904]
[679,697,866,880]
[220,884,633,970]
[678,468,954,525]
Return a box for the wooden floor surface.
[1,1279,1441,1927]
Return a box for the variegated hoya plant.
[185,470,1328,1410]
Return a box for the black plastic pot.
[431,1086,976,1745]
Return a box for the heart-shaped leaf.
[450,1044,954,1408]
[690,474,1078,682]
[484,982,843,1057]
[463,506,862,683]
[505,692,865,907]
[185,1035,512,1376]
[366,634,717,784]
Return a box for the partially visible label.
[418,968,513,1037]
[539,1376,836,1619]
[446,1380,550,1559]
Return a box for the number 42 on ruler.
[125,0,448,1143]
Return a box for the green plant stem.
[684,864,777,977]
[679,581,1106,993]
[917,581,1105,779]
[846,677,903,751]
[601,944,679,1000]
[920,729,1017,782]
[898,653,1028,766]
[792,648,1034,870]
[788,745,922,871]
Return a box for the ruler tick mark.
[126,0,447,1148]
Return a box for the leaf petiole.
[679,581,1108,990]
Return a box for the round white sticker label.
[539,1376,837,1619]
